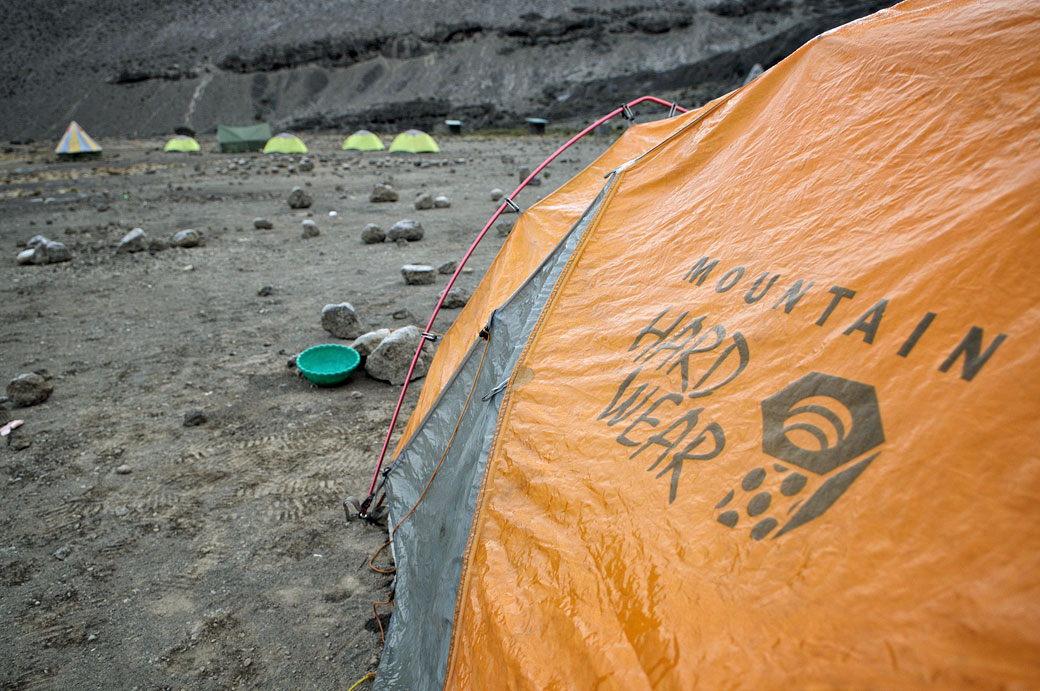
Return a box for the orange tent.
[376,0,1040,688]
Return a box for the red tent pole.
[360,96,687,512]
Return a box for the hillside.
[0,0,889,140]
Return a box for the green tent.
[164,135,201,153]
[342,129,385,151]
[217,123,272,153]
[263,132,308,154]
[388,129,439,154]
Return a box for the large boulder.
[351,328,391,360]
[361,223,385,244]
[321,302,363,339]
[287,186,312,209]
[117,228,148,253]
[388,219,424,242]
[401,264,436,285]
[301,219,320,238]
[7,372,53,407]
[442,287,471,309]
[45,239,71,263]
[171,229,202,247]
[370,184,399,203]
[365,326,434,384]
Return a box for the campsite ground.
[0,131,608,689]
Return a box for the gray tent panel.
[374,174,620,690]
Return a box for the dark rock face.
[0,0,891,140]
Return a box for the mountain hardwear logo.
[716,372,884,540]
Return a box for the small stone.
[437,261,456,275]
[369,184,399,203]
[361,223,385,244]
[117,228,148,253]
[288,186,312,209]
[321,302,363,339]
[9,433,31,451]
[115,464,132,475]
[6,372,53,407]
[148,237,169,252]
[401,264,436,285]
[54,547,70,561]
[414,192,434,210]
[253,217,274,230]
[490,188,504,201]
[301,219,320,238]
[433,195,451,208]
[298,158,314,172]
[442,287,470,309]
[388,219,423,242]
[183,410,207,427]
[171,229,202,248]
[364,325,435,384]
[16,248,36,265]
[26,235,48,249]
[395,238,409,248]
[391,309,414,321]
[519,166,542,186]
[258,285,274,297]
[496,220,514,237]
[350,391,363,400]
[43,240,71,263]
[351,329,391,359]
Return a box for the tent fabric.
[55,121,101,155]
[394,112,708,454]
[263,132,308,154]
[217,123,271,153]
[163,135,200,153]
[376,0,1040,688]
[388,129,440,153]
[342,129,385,151]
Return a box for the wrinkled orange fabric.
[442,0,1040,688]
[395,113,702,452]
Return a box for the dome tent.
[388,129,439,154]
[342,129,385,151]
[163,135,201,153]
[373,0,1040,688]
[263,132,308,154]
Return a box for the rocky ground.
[0,0,889,140]
[0,129,611,689]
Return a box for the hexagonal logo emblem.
[715,372,884,540]
[760,372,884,475]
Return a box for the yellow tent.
[263,132,308,154]
[388,129,439,153]
[375,0,1040,688]
[163,135,201,153]
[55,121,101,156]
[342,129,385,151]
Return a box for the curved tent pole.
[358,95,688,516]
